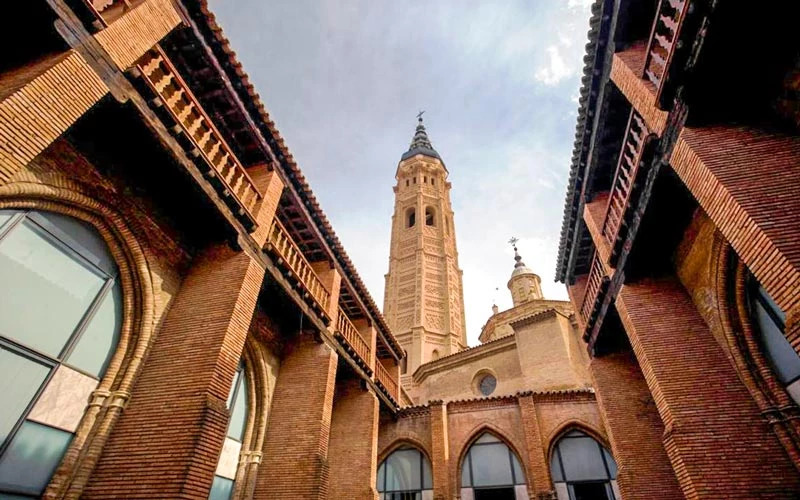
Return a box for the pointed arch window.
[0,209,123,497]
[461,433,525,499]
[377,446,432,499]
[425,207,435,227]
[209,361,249,500]
[550,430,618,500]
[407,208,416,228]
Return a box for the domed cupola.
[507,242,543,306]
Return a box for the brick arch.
[717,244,800,469]
[545,419,611,464]
[378,436,433,465]
[0,179,158,498]
[456,423,528,488]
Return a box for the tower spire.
[507,237,543,305]
[402,112,440,161]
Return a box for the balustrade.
[643,0,691,94]
[602,111,651,248]
[335,308,372,371]
[135,47,262,223]
[265,218,332,320]
[375,361,399,404]
[579,254,607,330]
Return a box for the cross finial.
[508,236,519,249]
[417,109,425,121]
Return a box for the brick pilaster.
[617,278,800,498]
[589,350,682,500]
[310,260,342,323]
[518,395,552,496]
[85,244,266,499]
[430,401,450,500]
[328,379,380,500]
[256,335,338,499]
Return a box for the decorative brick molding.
[0,52,108,184]
[610,44,669,136]
[0,181,157,500]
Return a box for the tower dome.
[507,244,543,306]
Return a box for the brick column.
[328,379,380,500]
[617,278,800,498]
[354,318,378,372]
[430,401,450,500]
[85,244,266,499]
[589,350,681,500]
[255,335,338,499]
[518,395,552,496]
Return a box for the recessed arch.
[406,207,416,228]
[458,426,527,498]
[425,206,435,226]
[548,426,618,500]
[377,439,433,498]
[0,184,156,499]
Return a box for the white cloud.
[535,45,573,86]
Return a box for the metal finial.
[508,236,519,250]
[417,109,425,121]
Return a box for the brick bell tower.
[383,114,467,393]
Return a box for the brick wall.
[328,378,380,500]
[85,243,265,498]
[590,350,682,499]
[617,278,800,498]
[256,335,337,499]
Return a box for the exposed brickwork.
[429,401,450,500]
[85,243,265,498]
[256,335,338,499]
[670,126,800,339]
[95,0,182,70]
[617,278,800,498]
[328,379,380,500]
[610,43,668,135]
[0,52,108,184]
[516,396,551,495]
[590,350,682,500]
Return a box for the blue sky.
[209,0,593,345]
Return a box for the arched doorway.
[550,429,618,500]
[377,446,433,499]
[460,433,526,500]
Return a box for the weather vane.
[508,236,519,249]
[417,109,425,120]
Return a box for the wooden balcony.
[265,218,332,322]
[602,111,652,254]
[134,47,263,228]
[85,0,144,26]
[579,254,609,338]
[643,0,692,97]
[334,308,372,373]
[375,361,399,405]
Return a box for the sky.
[209,0,594,345]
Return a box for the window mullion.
[59,277,114,362]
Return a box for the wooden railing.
[86,0,143,25]
[265,218,332,320]
[579,254,606,329]
[602,111,650,248]
[335,308,372,370]
[135,47,262,222]
[375,361,399,404]
[643,0,691,94]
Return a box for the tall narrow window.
[407,208,416,228]
[550,430,618,500]
[209,361,249,500]
[0,209,122,498]
[425,207,435,227]
[461,433,525,500]
[746,271,800,404]
[377,447,432,499]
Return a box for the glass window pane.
[512,452,525,484]
[66,281,121,377]
[550,452,564,482]
[0,347,50,446]
[0,421,72,495]
[377,462,386,491]
[0,220,105,357]
[474,433,500,444]
[755,300,800,384]
[29,212,117,277]
[422,452,432,489]
[558,436,608,481]
[226,364,243,409]
[385,449,421,491]
[470,443,514,487]
[208,475,233,500]
[227,373,248,441]
[757,285,786,325]
[461,456,471,486]
[0,210,13,231]
[603,448,618,479]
